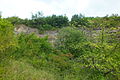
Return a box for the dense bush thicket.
[71,14,120,28]
[0,19,16,58]
[13,33,52,59]
[0,13,120,80]
[3,12,120,32]
[5,12,69,32]
[55,27,87,57]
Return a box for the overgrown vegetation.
[0,12,120,80]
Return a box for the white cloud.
[0,0,120,19]
[83,0,120,17]
[0,0,55,18]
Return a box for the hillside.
[0,14,120,80]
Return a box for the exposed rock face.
[14,24,58,44]
[14,25,120,44]
[14,24,39,34]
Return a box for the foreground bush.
[55,27,87,57]
[13,33,52,59]
[0,19,16,59]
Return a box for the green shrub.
[55,27,87,57]
[77,51,120,79]
[13,33,52,59]
[5,16,23,25]
[75,39,120,80]
[0,19,16,58]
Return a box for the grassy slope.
[0,59,56,80]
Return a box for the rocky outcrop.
[14,24,58,44]
[14,24,39,34]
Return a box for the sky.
[0,0,120,19]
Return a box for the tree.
[46,15,69,28]
[31,11,43,19]
[71,14,89,27]
[76,28,120,79]
[5,16,23,25]
[0,19,16,58]
[29,13,69,31]
[55,27,87,57]
[14,33,52,59]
